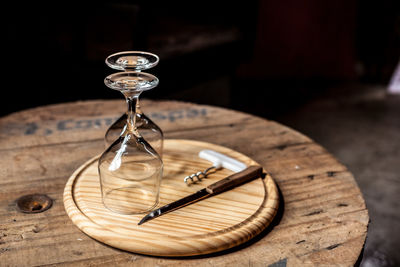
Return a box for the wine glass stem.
[136,98,143,115]
[125,94,140,135]
[124,98,142,116]
[125,69,142,115]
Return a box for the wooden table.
[0,100,369,266]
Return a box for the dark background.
[2,1,400,266]
[2,1,399,118]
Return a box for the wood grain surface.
[64,139,278,256]
[0,99,369,266]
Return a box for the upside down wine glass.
[104,51,163,157]
[99,71,163,214]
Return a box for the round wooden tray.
[63,139,279,257]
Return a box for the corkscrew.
[184,149,247,185]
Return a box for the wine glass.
[99,71,162,215]
[104,51,163,157]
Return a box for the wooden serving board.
[63,139,279,257]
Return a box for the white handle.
[198,149,247,172]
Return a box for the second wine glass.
[104,51,163,157]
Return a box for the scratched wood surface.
[64,139,279,256]
[0,99,369,266]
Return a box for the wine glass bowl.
[104,51,163,157]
